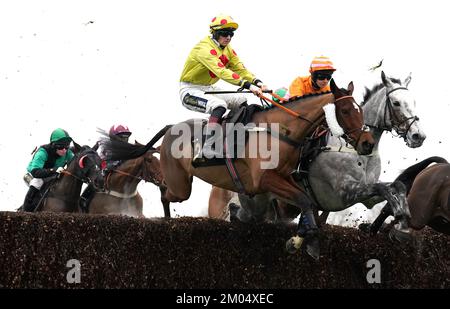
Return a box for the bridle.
[382,87,419,139]
[105,156,162,192]
[60,153,102,185]
[40,152,103,208]
[259,92,369,148]
[334,95,370,147]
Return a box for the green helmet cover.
[50,128,72,144]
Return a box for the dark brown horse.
[88,148,166,218]
[103,79,375,259]
[37,146,105,213]
[362,156,450,235]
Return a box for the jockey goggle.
[216,29,235,38]
[115,133,130,141]
[314,73,333,81]
[54,144,69,150]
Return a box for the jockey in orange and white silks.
[289,56,336,98]
[179,14,269,159]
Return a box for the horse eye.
[341,109,350,115]
[393,101,400,106]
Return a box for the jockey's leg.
[180,84,227,159]
[202,106,226,159]
[201,92,246,159]
[22,177,44,212]
[22,186,40,212]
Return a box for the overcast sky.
[1,0,449,221]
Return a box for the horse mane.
[287,91,332,103]
[67,146,97,165]
[362,77,402,106]
[262,91,332,111]
[102,125,172,162]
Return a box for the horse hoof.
[358,223,371,234]
[306,237,320,260]
[389,228,413,244]
[229,203,239,221]
[286,236,303,254]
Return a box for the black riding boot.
[297,210,320,259]
[201,107,226,159]
[79,184,95,213]
[23,186,40,212]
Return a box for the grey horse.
[215,71,426,251]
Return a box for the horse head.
[142,148,163,187]
[76,147,105,190]
[329,79,375,155]
[380,71,426,148]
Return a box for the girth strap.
[97,189,138,199]
[223,137,246,195]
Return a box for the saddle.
[191,104,263,168]
[191,104,264,194]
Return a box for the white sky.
[1,0,449,220]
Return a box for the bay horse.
[102,79,375,259]
[88,148,166,218]
[362,156,450,235]
[37,146,105,213]
[210,71,424,244]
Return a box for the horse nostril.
[411,133,425,142]
[363,141,374,152]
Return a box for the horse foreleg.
[359,204,393,236]
[318,211,329,226]
[340,181,409,221]
[159,185,171,218]
[208,186,233,220]
[374,181,410,227]
[260,170,320,259]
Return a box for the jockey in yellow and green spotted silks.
[179,14,269,159]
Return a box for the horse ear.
[347,81,354,94]
[381,71,393,87]
[404,72,412,87]
[72,141,82,154]
[78,155,87,169]
[330,78,338,94]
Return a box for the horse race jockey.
[22,128,74,212]
[79,124,132,212]
[179,14,270,160]
[272,56,337,102]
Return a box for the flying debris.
[369,59,383,71]
[83,21,95,26]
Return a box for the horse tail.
[108,125,173,161]
[395,156,448,194]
